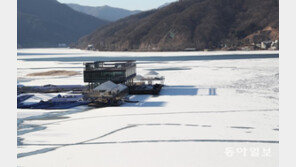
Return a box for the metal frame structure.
[83,60,137,88]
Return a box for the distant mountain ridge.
[158,2,173,9]
[18,0,109,48]
[75,0,279,51]
[66,3,141,22]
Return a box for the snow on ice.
[17,48,279,167]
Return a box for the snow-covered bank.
[17,48,278,167]
[17,48,279,58]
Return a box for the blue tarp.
[18,101,89,109]
[17,95,34,105]
[17,94,89,109]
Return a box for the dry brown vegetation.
[27,70,80,77]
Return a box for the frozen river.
[17,48,279,167]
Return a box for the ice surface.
[17,48,279,167]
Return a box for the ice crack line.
[19,123,279,158]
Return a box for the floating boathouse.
[84,60,136,88]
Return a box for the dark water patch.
[18,54,279,62]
